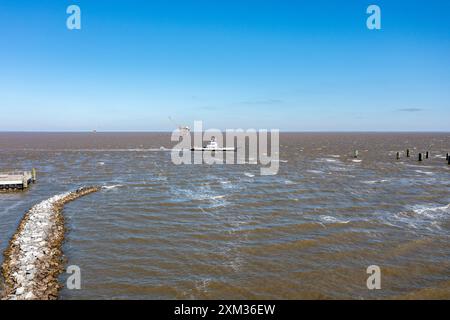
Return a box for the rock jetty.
[1,186,100,300]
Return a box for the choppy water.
[1,132,449,299]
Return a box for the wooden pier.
[0,169,36,191]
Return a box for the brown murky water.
[1,132,449,299]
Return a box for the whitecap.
[386,204,450,232]
[211,195,226,200]
[414,170,434,175]
[102,184,123,190]
[412,204,450,218]
[363,179,388,184]
[319,216,350,224]
[315,158,341,164]
[307,170,323,174]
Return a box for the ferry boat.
[191,137,237,152]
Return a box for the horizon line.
[1,130,450,134]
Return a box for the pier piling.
[426,151,429,159]
[418,153,423,162]
[396,152,400,160]
[406,149,410,157]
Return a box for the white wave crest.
[319,215,350,224]
[102,184,123,190]
[412,204,450,218]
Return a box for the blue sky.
[0,0,449,131]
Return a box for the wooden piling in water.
[426,151,429,159]
[396,152,400,160]
[418,153,422,162]
[406,149,410,157]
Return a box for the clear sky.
[0,0,449,131]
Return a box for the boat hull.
[190,147,237,152]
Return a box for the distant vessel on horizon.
[190,136,237,152]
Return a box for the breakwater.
[1,186,99,300]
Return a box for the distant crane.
[168,116,190,135]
